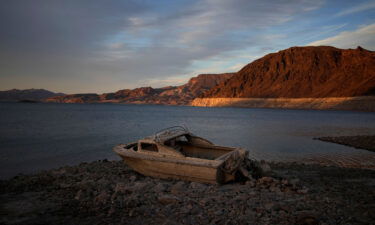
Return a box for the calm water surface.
[1,102,375,178]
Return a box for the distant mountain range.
[45,73,234,105]
[0,89,65,102]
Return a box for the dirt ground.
[1,160,375,225]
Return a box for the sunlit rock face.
[191,96,375,112]
[202,46,375,98]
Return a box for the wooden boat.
[113,126,248,184]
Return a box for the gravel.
[1,159,375,225]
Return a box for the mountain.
[46,73,234,104]
[0,89,65,102]
[201,46,375,98]
[45,93,99,103]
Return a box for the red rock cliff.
[202,46,375,98]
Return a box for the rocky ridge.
[202,46,375,98]
[0,89,65,102]
[46,73,234,105]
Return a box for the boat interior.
[123,126,237,161]
[124,134,234,160]
[164,135,234,160]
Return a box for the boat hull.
[118,154,234,184]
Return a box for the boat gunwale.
[113,144,240,169]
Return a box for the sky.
[0,0,374,94]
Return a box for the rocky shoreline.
[1,160,374,225]
[315,135,375,152]
[191,96,375,112]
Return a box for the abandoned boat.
[113,126,251,184]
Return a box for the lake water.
[1,102,375,179]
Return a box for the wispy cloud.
[4,0,374,93]
[335,1,375,17]
[92,0,325,91]
[309,23,375,50]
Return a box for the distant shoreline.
[191,96,375,112]
[315,135,375,152]
[3,96,375,112]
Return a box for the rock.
[190,207,201,215]
[129,175,137,182]
[51,168,67,176]
[114,182,129,193]
[269,186,281,192]
[108,206,116,216]
[170,181,186,195]
[259,160,272,176]
[130,181,149,193]
[128,209,135,217]
[245,180,256,187]
[258,176,274,184]
[233,194,248,202]
[199,198,209,206]
[162,219,180,225]
[59,183,72,189]
[280,204,292,212]
[153,183,167,193]
[296,211,319,225]
[281,179,289,185]
[297,187,309,194]
[200,46,375,99]
[189,182,207,190]
[289,178,300,187]
[95,191,110,205]
[97,178,109,187]
[214,209,224,216]
[158,195,180,205]
[264,202,275,211]
[245,209,256,218]
[218,184,235,192]
[74,190,83,200]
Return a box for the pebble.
[170,181,186,195]
[158,194,180,205]
[94,191,110,205]
[258,176,274,184]
[189,182,207,190]
[154,183,168,193]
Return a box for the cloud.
[335,1,375,17]
[95,0,324,85]
[309,23,375,50]
[0,0,146,53]
[0,0,325,93]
